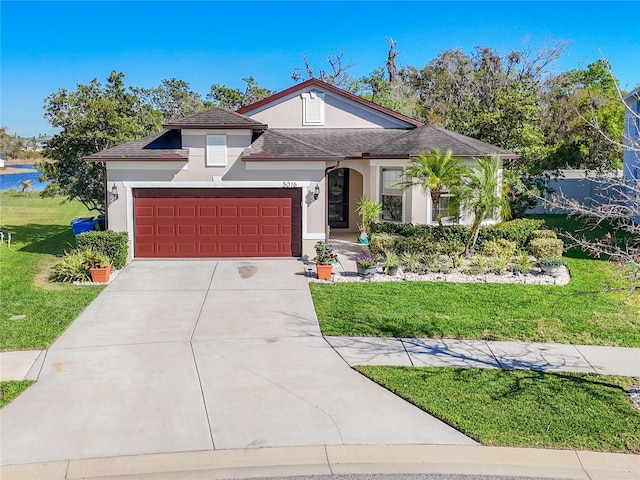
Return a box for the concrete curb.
[3,445,639,480]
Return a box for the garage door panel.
[157,206,176,217]
[134,188,301,258]
[199,225,217,235]
[220,206,238,217]
[260,205,280,217]
[220,225,238,236]
[240,206,259,217]
[178,206,197,217]
[241,225,259,235]
[261,224,279,235]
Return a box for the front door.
[328,168,349,229]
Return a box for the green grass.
[0,380,35,408]
[357,366,640,453]
[312,215,639,347]
[0,192,105,350]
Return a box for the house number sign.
[282,181,298,187]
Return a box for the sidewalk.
[4,337,639,382]
[325,336,640,377]
[3,444,639,480]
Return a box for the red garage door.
[134,188,302,258]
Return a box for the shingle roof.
[245,125,517,160]
[85,129,188,161]
[248,130,340,158]
[368,124,518,158]
[163,108,267,129]
[268,129,408,156]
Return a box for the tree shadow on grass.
[2,224,77,255]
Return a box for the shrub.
[511,253,533,274]
[481,239,517,259]
[368,233,397,256]
[50,250,92,283]
[400,251,425,273]
[529,229,557,240]
[76,230,128,269]
[477,218,545,249]
[487,255,510,275]
[539,257,567,266]
[529,238,564,259]
[396,236,440,256]
[382,249,399,267]
[437,240,465,267]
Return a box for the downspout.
[324,161,341,244]
[93,161,108,230]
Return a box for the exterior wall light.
[109,183,119,203]
[314,183,320,200]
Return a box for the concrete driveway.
[1,259,474,466]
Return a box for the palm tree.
[398,149,467,237]
[20,179,34,196]
[454,154,510,254]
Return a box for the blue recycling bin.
[71,217,96,235]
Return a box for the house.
[86,79,516,259]
[624,86,640,223]
[35,136,53,151]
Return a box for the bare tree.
[544,77,639,291]
[386,37,399,83]
[291,51,356,88]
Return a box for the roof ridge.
[162,107,266,128]
[429,124,504,155]
[368,126,419,150]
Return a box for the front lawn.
[311,257,639,346]
[0,192,105,350]
[357,366,640,453]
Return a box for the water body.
[0,164,50,191]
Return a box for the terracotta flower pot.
[90,265,111,283]
[316,263,333,280]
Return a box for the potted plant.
[355,196,382,245]
[383,250,399,276]
[539,257,566,277]
[356,255,378,276]
[315,247,336,280]
[82,250,111,283]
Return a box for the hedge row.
[76,231,129,269]
[369,218,545,251]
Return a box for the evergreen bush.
[76,230,128,269]
[529,238,564,259]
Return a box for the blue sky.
[2,0,638,137]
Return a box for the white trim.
[108,161,186,170]
[246,161,325,171]
[123,180,312,189]
[182,129,252,136]
[304,233,326,240]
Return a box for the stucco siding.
[246,88,414,129]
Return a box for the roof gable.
[237,78,423,128]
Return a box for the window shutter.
[301,91,325,125]
[206,134,226,166]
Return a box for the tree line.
[36,40,629,214]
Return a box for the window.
[301,91,325,125]
[380,168,403,222]
[431,192,458,224]
[206,134,226,166]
